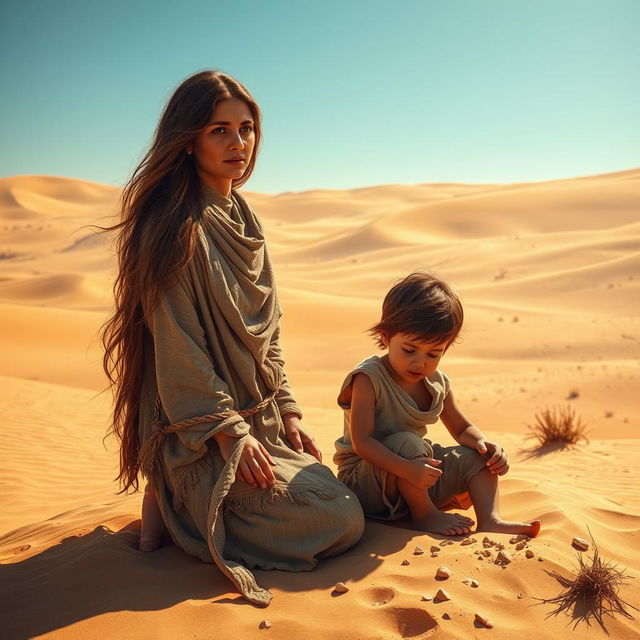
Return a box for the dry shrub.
[527,405,589,447]
[540,534,637,630]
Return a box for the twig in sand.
[538,531,637,631]
[526,405,589,447]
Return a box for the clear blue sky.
[1,0,638,193]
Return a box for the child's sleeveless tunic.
[333,355,486,520]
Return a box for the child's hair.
[368,272,464,349]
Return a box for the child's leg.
[139,481,169,552]
[468,468,541,537]
[391,474,475,536]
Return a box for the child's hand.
[476,440,509,475]
[283,413,323,463]
[403,457,443,489]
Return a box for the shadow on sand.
[0,516,424,639]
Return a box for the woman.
[101,70,364,605]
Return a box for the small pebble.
[430,545,440,553]
[414,545,424,555]
[439,540,448,547]
[436,566,452,579]
[483,542,492,549]
[517,593,525,599]
[538,557,544,562]
[445,540,455,546]
[525,550,535,559]
[509,536,518,544]
[495,543,505,550]
[401,559,410,566]
[442,613,451,620]
[333,582,349,593]
[475,613,494,628]
[431,553,439,558]
[463,578,479,588]
[495,550,512,566]
[259,620,272,629]
[572,537,589,551]
[477,556,484,561]
[515,541,526,551]
[460,538,476,546]
[434,588,451,602]
[482,549,492,557]
[421,594,432,601]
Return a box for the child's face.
[383,332,449,384]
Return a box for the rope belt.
[138,388,279,479]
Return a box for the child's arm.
[350,373,442,489]
[439,388,509,476]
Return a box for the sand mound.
[1,169,638,639]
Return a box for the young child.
[334,272,541,537]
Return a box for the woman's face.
[188,97,256,197]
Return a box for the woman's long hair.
[100,70,262,493]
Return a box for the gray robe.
[138,186,364,605]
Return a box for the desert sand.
[0,170,638,639]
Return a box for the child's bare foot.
[139,485,168,552]
[476,518,541,538]
[412,510,475,536]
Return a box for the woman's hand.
[215,432,277,489]
[282,413,322,462]
[402,457,442,489]
[476,440,509,475]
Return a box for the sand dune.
[0,169,639,639]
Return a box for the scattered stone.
[495,550,512,566]
[572,537,590,551]
[517,593,526,599]
[431,553,439,558]
[474,613,493,628]
[434,588,451,602]
[460,537,476,546]
[430,545,441,553]
[483,542,492,548]
[442,613,451,620]
[515,541,526,551]
[538,557,544,562]
[401,559,410,566]
[414,545,424,555]
[436,566,452,579]
[482,536,491,544]
[333,582,349,593]
[463,578,479,588]
[439,540,448,547]
[421,594,433,601]
[525,549,535,559]
[482,549,492,557]
[445,540,455,546]
[495,543,505,550]
[477,556,484,561]
[259,620,272,629]
[509,536,518,544]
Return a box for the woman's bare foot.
[412,510,475,536]
[476,518,541,538]
[139,484,168,552]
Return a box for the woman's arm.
[145,269,276,487]
[266,322,303,419]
